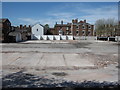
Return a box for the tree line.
[95,18,119,37]
[44,18,120,37]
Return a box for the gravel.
[2,71,119,88]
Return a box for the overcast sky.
[2,2,118,27]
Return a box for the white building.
[31,23,44,40]
[9,31,22,42]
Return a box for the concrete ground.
[1,40,119,87]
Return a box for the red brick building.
[12,25,31,40]
[50,19,94,36]
[0,18,12,42]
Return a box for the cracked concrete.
[1,40,119,85]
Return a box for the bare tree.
[95,19,106,36]
[95,18,117,37]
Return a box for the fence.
[97,36,120,42]
[74,36,97,40]
[32,35,73,40]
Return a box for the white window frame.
[88,30,91,35]
[82,25,85,29]
[82,30,85,35]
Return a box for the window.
[76,30,79,35]
[76,25,79,29]
[82,30,85,35]
[88,31,91,35]
[36,29,38,31]
[76,30,79,34]
[88,26,91,29]
[59,29,63,35]
[66,27,69,30]
[66,31,69,35]
[82,26,85,29]
[66,30,69,35]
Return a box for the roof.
[0,18,10,23]
[79,21,84,23]
[55,22,93,26]
[49,28,55,31]
[31,23,44,28]
[55,24,71,27]
[9,31,21,36]
[49,28,55,29]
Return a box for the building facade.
[13,25,31,41]
[9,31,22,42]
[50,19,94,36]
[31,23,44,40]
[0,18,12,42]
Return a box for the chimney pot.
[75,18,78,23]
[84,20,86,23]
[61,20,63,24]
[20,25,23,30]
[72,19,74,23]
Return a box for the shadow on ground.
[2,71,119,88]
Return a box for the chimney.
[84,20,86,23]
[61,20,63,24]
[24,25,26,29]
[56,22,57,25]
[28,25,31,28]
[72,19,74,23]
[20,24,23,30]
[75,18,78,23]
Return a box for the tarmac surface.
[1,40,119,88]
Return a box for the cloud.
[46,3,118,25]
[18,18,40,25]
[18,17,61,27]
[49,12,75,18]
[48,12,75,24]
[17,12,76,27]
[17,3,118,27]
[78,5,118,24]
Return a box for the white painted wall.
[67,36,73,40]
[41,35,48,40]
[115,36,120,42]
[38,35,73,40]
[16,33,22,42]
[60,36,66,40]
[54,35,60,40]
[47,35,54,40]
[31,24,44,40]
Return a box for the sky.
[2,2,118,27]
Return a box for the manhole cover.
[52,72,68,76]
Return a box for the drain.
[52,72,68,76]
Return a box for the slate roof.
[31,23,44,28]
[9,31,21,36]
[0,18,9,23]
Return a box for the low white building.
[31,23,44,40]
[9,31,22,42]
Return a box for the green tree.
[44,24,53,35]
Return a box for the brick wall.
[51,19,94,36]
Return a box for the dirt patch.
[72,42,92,48]
[52,72,68,76]
[2,71,119,88]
